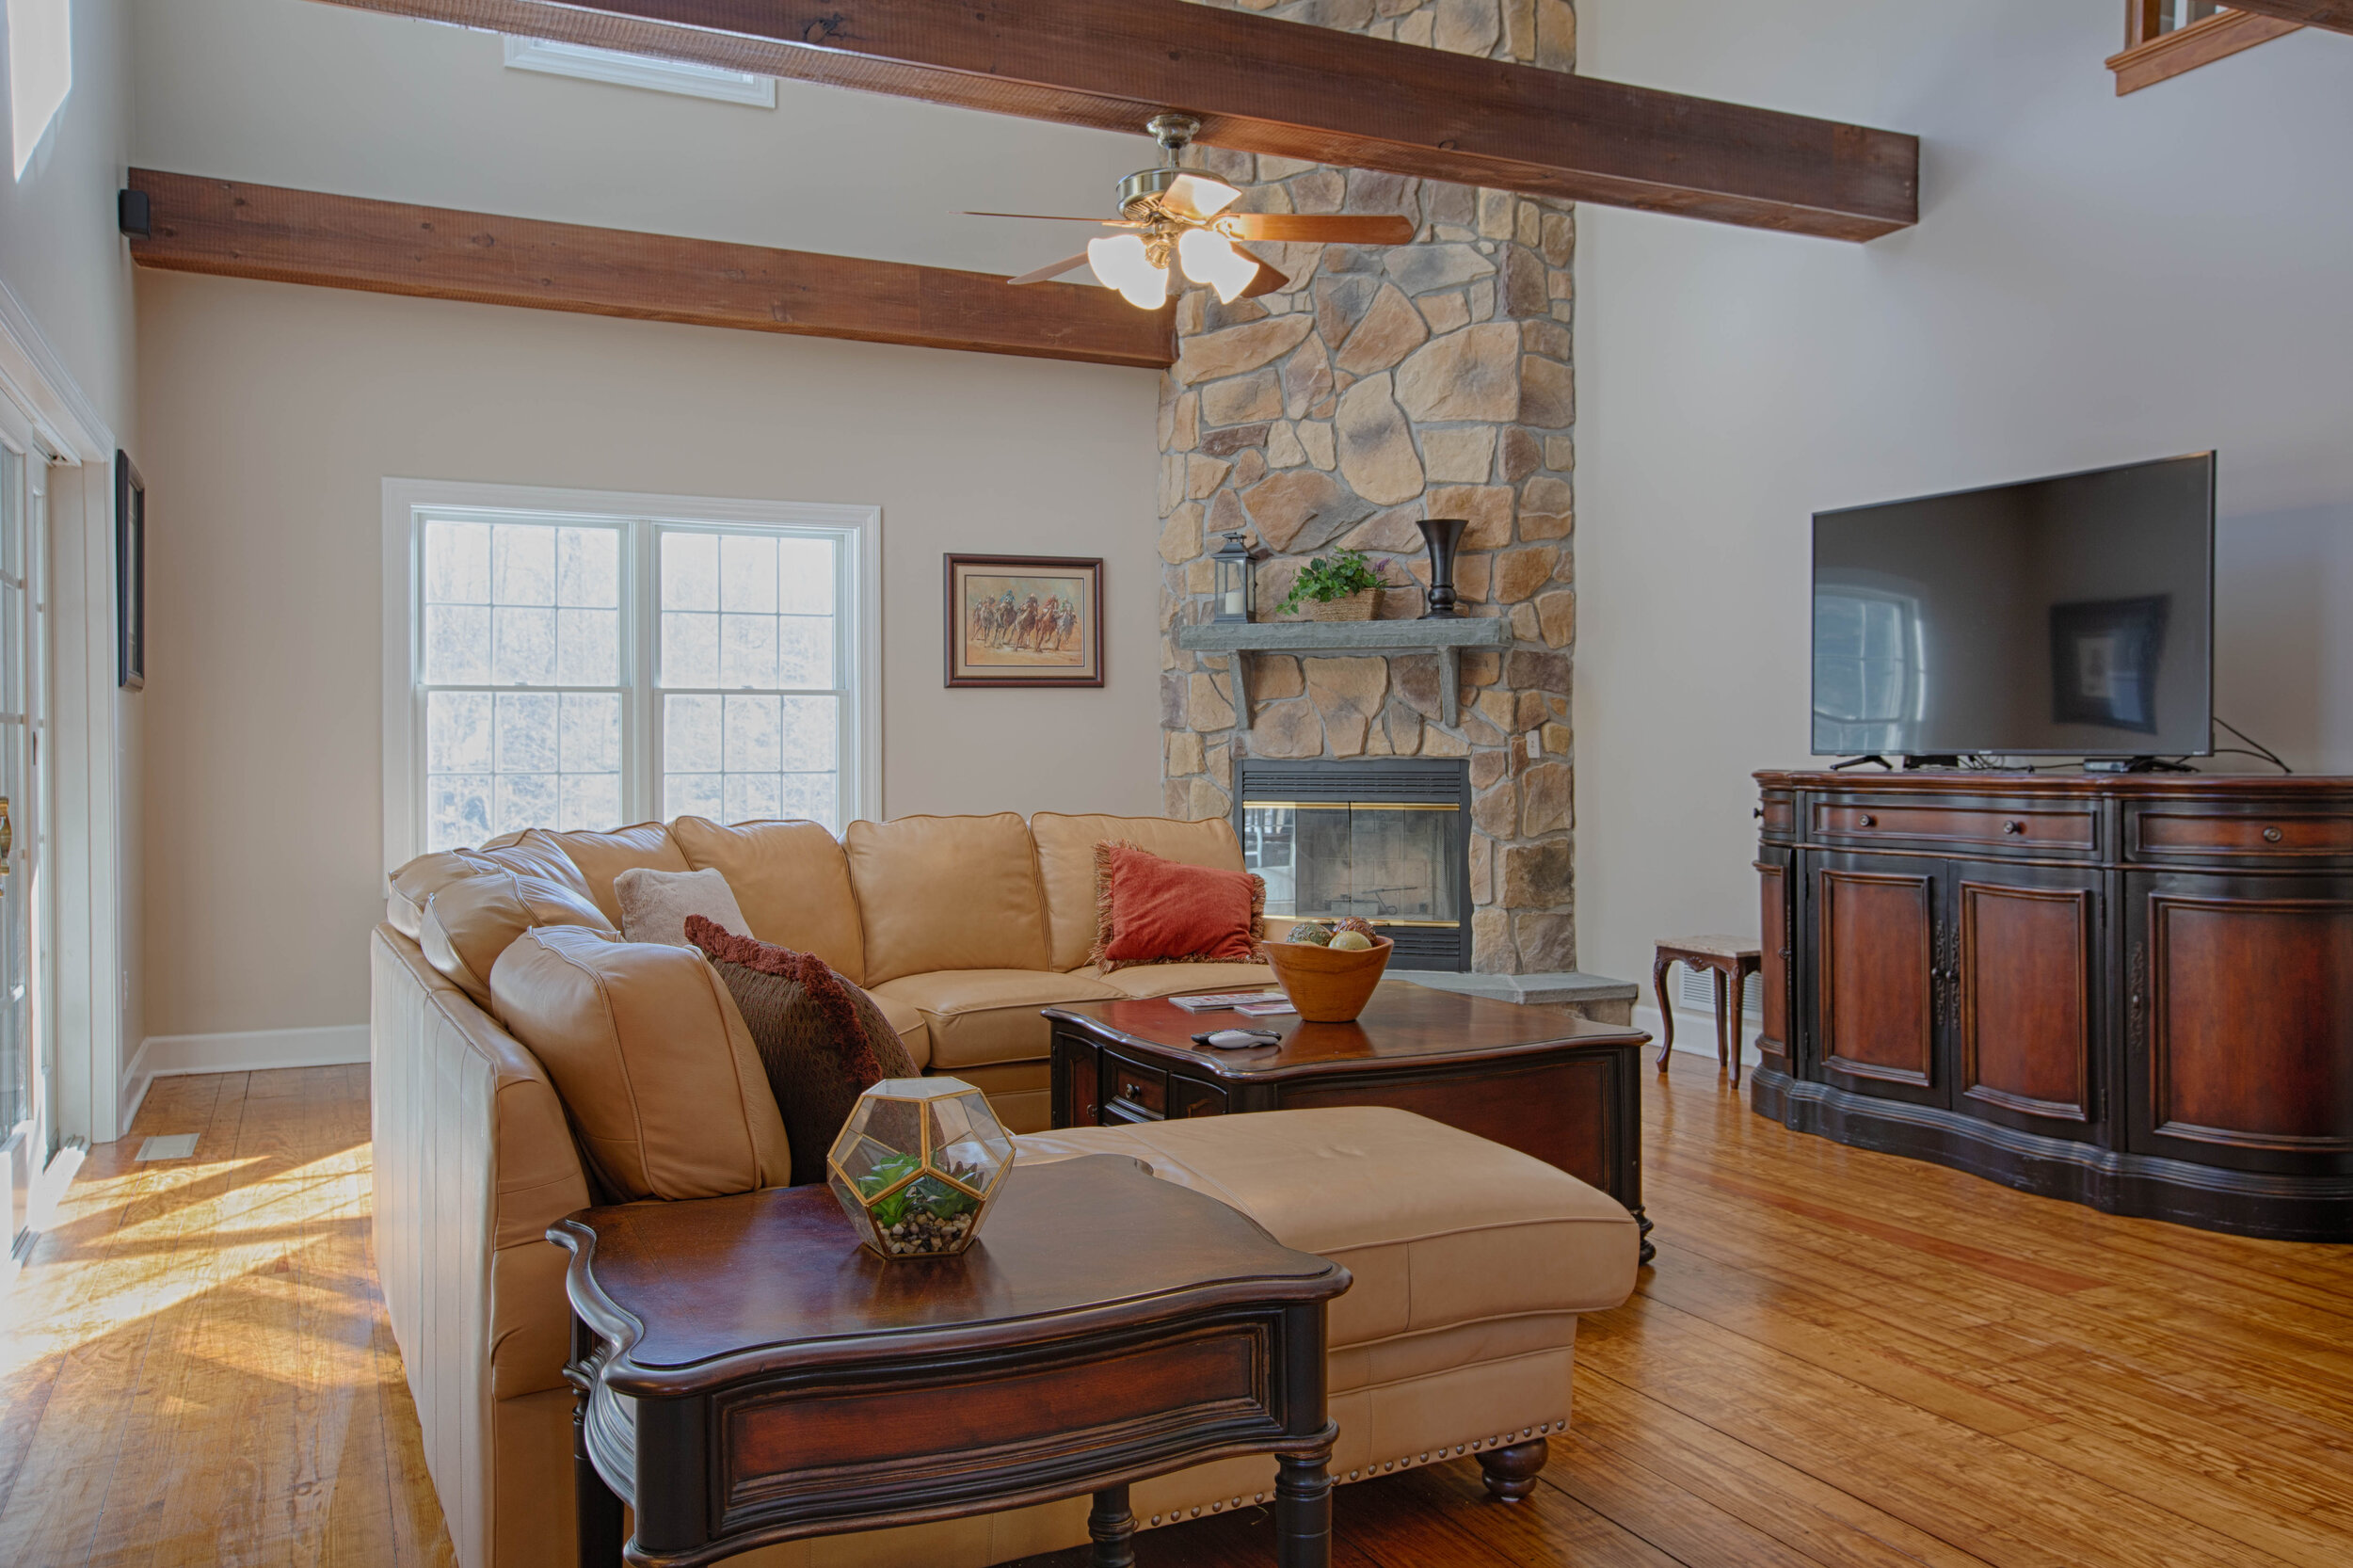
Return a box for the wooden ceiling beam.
[298,0,1919,243]
[124,169,1176,369]
[2218,0,2353,34]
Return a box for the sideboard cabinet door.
[1755,850,1795,1072]
[1952,862,2103,1140]
[1813,853,1947,1110]
[2125,872,2353,1176]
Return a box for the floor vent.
[135,1134,200,1161]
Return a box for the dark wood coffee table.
[1048,980,1654,1261]
[550,1154,1350,1568]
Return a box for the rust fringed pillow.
[1091,842,1266,973]
[685,916,920,1186]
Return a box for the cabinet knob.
[1857,814,1877,828]
[2003,820,2025,836]
[2264,825,2284,844]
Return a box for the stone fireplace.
[1157,0,1579,975]
[1240,759,1471,969]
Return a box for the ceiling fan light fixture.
[1088,234,1170,310]
[1176,227,1258,304]
[1166,169,1241,219]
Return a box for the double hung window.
[389,484,876,862]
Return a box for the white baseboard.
[1633,1002,1763,1071]
[120,1024,371,1130]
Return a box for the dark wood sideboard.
[1753,771,2353,1241]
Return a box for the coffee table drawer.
[1105,1054,1168,1117]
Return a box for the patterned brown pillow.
[685,915,920,1186]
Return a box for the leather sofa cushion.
[669,816,867,983]
[419,869,616,1014]
[488,927,792,1201]
[386,850,488,939]
[867,991,930,1066]
[1032,813,1248,972]
[866,968,1120,1069]
[526,823,689,925]
[1074,961,1280,1000]
[1014,1108,1639,1348]
[846,813,1049,983]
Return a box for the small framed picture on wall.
[943,554,1105,689]
[116,452,145,692]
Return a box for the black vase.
[1417,518,1468,619]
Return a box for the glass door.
[0,420,49,1265]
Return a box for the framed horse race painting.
[943,553,1106,689]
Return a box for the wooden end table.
[1650,936,1763,1088]
[549,1154,1350,1568]
[1047,980,1654,1263]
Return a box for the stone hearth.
[1159,0,1578,975]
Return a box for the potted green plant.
[1274,548,1395,622]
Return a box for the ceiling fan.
[970,113,1417,310]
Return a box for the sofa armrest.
[373,924,592,1568]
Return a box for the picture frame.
[2049,594,2169,734]
[115,451,145,692]
[943,554,1105,689]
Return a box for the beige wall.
[1574,0,2353,1019]
[136,270,1160,1040]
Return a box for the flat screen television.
[1811,454,2215,760]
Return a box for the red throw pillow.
[1091,842,1265,972]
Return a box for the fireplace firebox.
[1236,759,1472,970]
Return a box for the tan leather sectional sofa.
[373,810,1641,1568]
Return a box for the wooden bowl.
[1258,936,1393,1023]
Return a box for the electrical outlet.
[1524,730,1542,761]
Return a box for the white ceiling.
[132,0,1156,278]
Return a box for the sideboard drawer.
[2132,810,2353,859]
[1104,1055,1168,1117]
[1814,801,2097,855]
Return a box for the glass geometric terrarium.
[825,1078,1016,1259]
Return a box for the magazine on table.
[1168,990,1293,1013]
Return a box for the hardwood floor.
[0,1067,454,1567]
[4,1055,2348,1567]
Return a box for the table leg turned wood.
[1712,968,1732,1077]
[1479,1437,1549,1501]
[1274,1448,1335,1568]
[1734,956,1759,1090]
[1651,955,1675,1071]
[568,1315,624,1568]
[1088,1483,1136,1568]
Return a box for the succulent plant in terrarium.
[825,1078,1015,1259]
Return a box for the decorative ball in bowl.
[1259,928,1393,1023]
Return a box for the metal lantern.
[825,1078,1015,1259]
[1212,528,1257,623]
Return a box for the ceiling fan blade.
[1219,214,1417,245]
[964,211,1134,225]
[1007,252,1095,286]
[1231,244,1290,298]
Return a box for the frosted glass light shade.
[1177,228,1259,304]
[1165,170,1242,218]
[1087,235,1170,310]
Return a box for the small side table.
[1652,936,1762,1088]
[551,1154,1349,1568]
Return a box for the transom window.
[387,485,876,864]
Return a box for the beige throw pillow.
[614,866,751,949]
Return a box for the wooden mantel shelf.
[1176,616,1513,729]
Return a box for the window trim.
[381,478,881,873]
[501,36,778,107]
